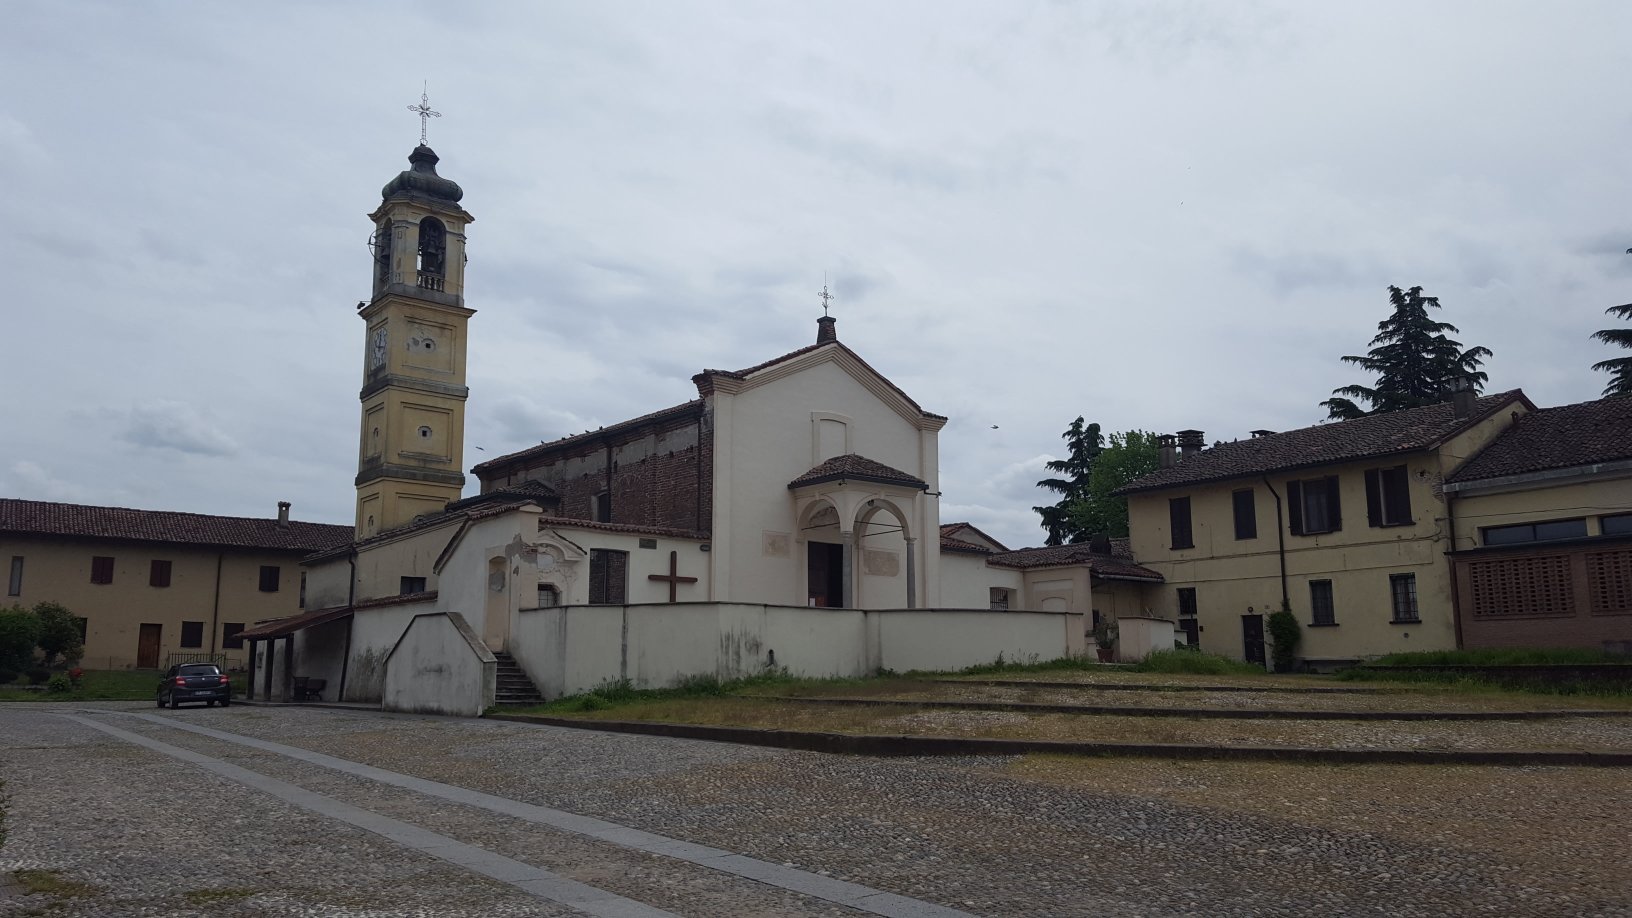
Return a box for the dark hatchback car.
[158,663,232,708]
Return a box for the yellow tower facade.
[355,145,475,537]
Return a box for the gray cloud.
[119,402,239,457]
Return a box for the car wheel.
[221,698,231,707]
[206,700,216,707]
[157,693,165,708]
[168,693,180,709]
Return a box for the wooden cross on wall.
[647,550,698,602]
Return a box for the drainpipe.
[1261,475,1290,611]
[208,551,223,658]
[1446,489,1465,649]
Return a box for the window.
[1365,465,1413,527]
[299,572,307,609]
[90,556,115,584]
[1232,489,1257,540]
[1169,497,1194,549]
[1390,573,1419,623]
[150,559,172,588]
[400,576,427,594]
[593,492,612,523]
[537,584,560,608]
[1603,514,1632,537]
[588,549,628,605]
[221,623,245,650]
[1309,580,1335,625]
[1176,587,1197,618]
[1482,518,1588,546]
[180,621,205,648]
[1288,477,1342,535]
[989,587,1011,611]
[7,556,20,596]
[258,565,281,592]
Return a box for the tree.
[1321,285,1493,420]
[1068,430,1160,539]
[1592,252,1632,397]
[1033,417,1102,546]
[31,602,83,666]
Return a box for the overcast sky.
[4,1,1629,549]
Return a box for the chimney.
[1176,429,1205,460]
[1157,434,1178,469]
[277,501,291,528]
[1088,533,1112,555]
[817,315,837,344]
[1448,376,1476,420]
[1250,429,1275,439]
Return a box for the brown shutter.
[1326,475,1342,531]
[1287,480,1304,535]
[1364,469,1382,527]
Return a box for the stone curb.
[484,713,1632,767]
[934,678,1396,695]
[751,695,1632,722]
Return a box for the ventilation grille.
[1587,550,1632,616]
[1468,555,1574,618]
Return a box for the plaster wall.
[0,535,313,670]
[939,553,1024,609]
[713,353,938,609]
[353,519,462,602]
[1451,476,1632,549]
[1116,616,1177,662]
[301,555,354,612]
[343,600,432,702]
[508,602,1080,699]
[381,611,495,717]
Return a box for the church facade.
[238,142,1135,712]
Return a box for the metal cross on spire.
[818,284,834,317]
[407,83,441,146]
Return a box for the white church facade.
[240,143,1156,714]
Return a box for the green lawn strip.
[12,869,99,898]
[0,669,250,702]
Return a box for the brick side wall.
[479,406,712,534]
[1454,538,1632,650]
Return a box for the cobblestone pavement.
[3,702,1630,917]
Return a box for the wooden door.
[137,623,162,669]
[1240,614,1265,668]
[807,542,844,608]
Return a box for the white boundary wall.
[381,611,496,717]
[510,602,1085,699]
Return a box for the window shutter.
[1287,480,1304,535]
[1364,469,1382,527]
[1326,475,1342,531]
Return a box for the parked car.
[157,663,232,709]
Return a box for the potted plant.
[1093,619,1117,663]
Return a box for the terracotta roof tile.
[938,522,1010,552]
[985,541,1164,581]
[1116,391,1533,495]
[788,454,928,491]
[538,517,709,540]
[1447,396,1632,483]
[940,534,991,554]
[0,499,352,552]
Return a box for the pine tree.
[1591,252,1632,398]
[1033,417,1102,546]
[1321,285,1493,420]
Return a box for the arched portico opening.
[855,496,916,608]
[796,497,847,607]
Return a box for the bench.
[292,677,327,702]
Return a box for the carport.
[238,605,353,703]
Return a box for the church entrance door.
[137,623,162,669]
[807,542,845,608]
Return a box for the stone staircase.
[492,651,544,706]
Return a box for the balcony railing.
[416,271,445,292]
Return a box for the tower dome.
[380,145,464,203]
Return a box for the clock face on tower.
[370,328,388,370]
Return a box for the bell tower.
[354,141,475,538]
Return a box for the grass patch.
[0,669,249,702]
[945,653,1102,676]
[183,888,255,905]
[1130,649,1268,677]
[1365,648,1632,666]
[13,869,98,898]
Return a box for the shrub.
[46,673,71,694]
[0,607,40,674]
[25,669,50,686]
[1267,607,1301,673]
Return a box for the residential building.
[0,499,350,669]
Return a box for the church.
[238,142,1151,714]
